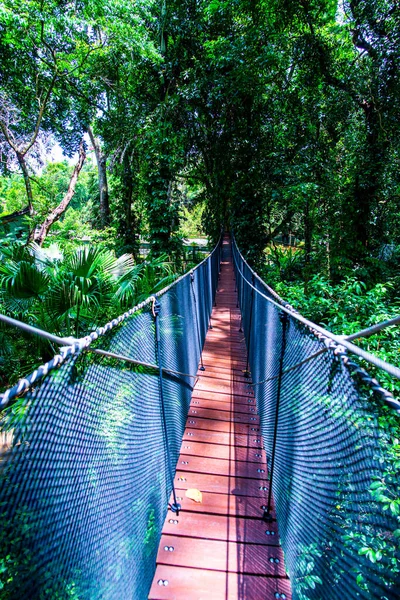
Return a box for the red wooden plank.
[184,418,261,436]
[149,566,291,600]
[189,399,258,416]
[196,371,249,383]
[176,455,267,479]
[191,391,256,405]
[203,342,245,350]
[192,390,257,406]
[203,342,246,351]
[201,354,247,366]
[194,379,253,396]
[182,428,263,449]
[205,325,241,331]
[180,440,267,464]
[205,336,244,344]
[203,349,247,360]
[171,491,275,519]
[174,470,270,497]
[187,407,259,425]
[162,511,279,544]
[195,369,248,382]
[156,535,285,575]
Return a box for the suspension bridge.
[0,234,399,600]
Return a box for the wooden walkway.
[149,236,291,600]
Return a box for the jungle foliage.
[0,0,398,267]
[1,1,400,372]
[1,2,400,598]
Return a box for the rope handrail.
[340,315,400,341]
[231,235,400,381]
[0,233,223,600]
[0,235,222,407]
[232,234,400,599]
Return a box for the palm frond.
[29,242,63,269]
[1,261,50,300]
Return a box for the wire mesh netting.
[0,241,221,600]
[232,237,400,600]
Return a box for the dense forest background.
[1,0,400,391]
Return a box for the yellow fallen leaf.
[185,488,203,503]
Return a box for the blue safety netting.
[232,236,400,600]
[0,240,221,600]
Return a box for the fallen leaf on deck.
[185,488,203,503]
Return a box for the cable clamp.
[151,296,160,318]
[279,311,289,324]
[333,344,346,357]
[170,502,181,515]
[262,509,273,523]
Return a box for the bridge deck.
[149,236,291,600]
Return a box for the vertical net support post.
[244,273,256,379]
[235,241,241,310]
[190,271,206,371]
[152,298,181,516]
[263,311,288,522]
[203,261,213,330]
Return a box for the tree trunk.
[303,195,313,295]
[88,126,110,228]
[16,151,34,215]
[30,142,86,246]
[120,153,140,257]
[122,153,133,234]
[352,104,388,255]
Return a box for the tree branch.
[22,72,58,156]
[30,141,86,245]
[0,205,32,224]
[0,120,18,153]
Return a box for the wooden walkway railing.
[149,236,291,600]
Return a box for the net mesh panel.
[0,243,221,600]
[232,239,400,600]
